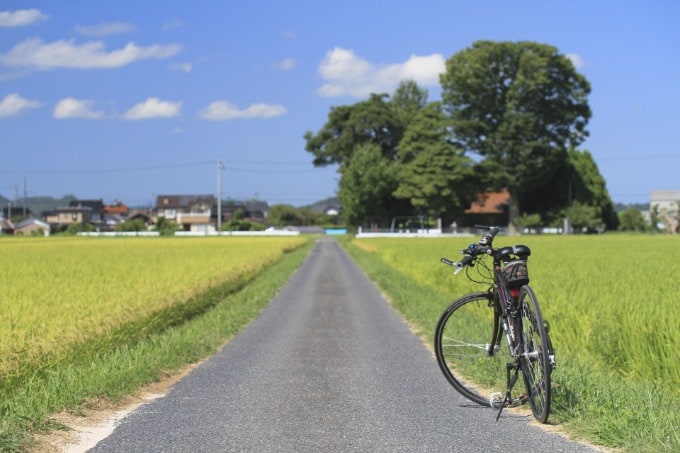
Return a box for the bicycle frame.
[436,225,554,422]
[488,259,522,360]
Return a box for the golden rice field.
[352,234,680,388]
[0,236,308,381]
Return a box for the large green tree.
[522,148,618,229]
[304,93,404,167]
[440,40,591,234]
[393,102,474,223]
[304,82,427,227]
[338,143,402,227]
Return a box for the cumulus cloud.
[0,38,181,70]
[317,47,445,97]
[54,98,106,119]
[567,53,586,70]
[0,9,48,27]
[123,97,181,120]
[0,93,41,117]
[75,22,136,37]
[199,101,286,120]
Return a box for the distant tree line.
[305,40,619,233]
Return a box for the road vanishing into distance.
[90,238,600,452]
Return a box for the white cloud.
[123,97,181,120]
[54,98,106,119]
[567,53,586,70]
[0,93,41,117]
[274,58,296,70]
[0,38,181,70]
[0,9,48,27]
[171,62,192,73]
[75,22,136,37]
[199,101,286,120]
[317,47,445,97]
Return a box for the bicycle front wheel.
[517,285,552,423]
[434,292,508,408]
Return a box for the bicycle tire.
[434,292,508,408]
[517,285,552,423]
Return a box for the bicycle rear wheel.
[434,292,508,408]
[517,285,552,423]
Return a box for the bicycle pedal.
[489,392,504,408]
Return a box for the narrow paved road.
[91,238,598,452]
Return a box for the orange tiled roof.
[104,204,129,214]
[465,190,510,214]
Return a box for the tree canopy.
[304,41,614,232]
[440,40,592,233]
[393,102,473,222]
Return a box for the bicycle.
[434,225,556,423]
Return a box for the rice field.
[351,234,680,389]
[346,234,680,451]
[0,236,308,383]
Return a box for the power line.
[0,160,324,176]
[0,161,214,175]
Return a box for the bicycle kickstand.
[496,362,520,421]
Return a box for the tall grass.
[343,234,680,451]
[0,236,307,396]
[0,236,314,451]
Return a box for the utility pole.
[217,160,224,233]
[23,177,27,217]
[11,183,18,220]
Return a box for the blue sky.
[1,1,678,208]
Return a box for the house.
[14,218,50,236]
[0,205,33,220]
[70,199,105,225]
[462,190,510,227]
[104,201,129,216]
[220,200,269,224]
[156,194,215,232]
[42,206,94,231]
[651,190,680,233]
[0,218,13,235]
[127,210,153,227]
[323,205,341,217]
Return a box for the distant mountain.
[302,197,340,212]
[614,202,648,212]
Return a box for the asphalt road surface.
[90,238,599,452]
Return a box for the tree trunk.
[508,192,520,236]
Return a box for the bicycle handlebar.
[440,225,531,276]
[440,225,500,274]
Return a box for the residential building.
[0,219,13,235]
[42,206,93,231]
[0,205,33,220]
[14,218,50,236]
[651,190,680,232]
[156,194,215,232]
[221,200,269,224]
[462,190,510,227]
[69,199,105,225]
[650,190,680,215]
